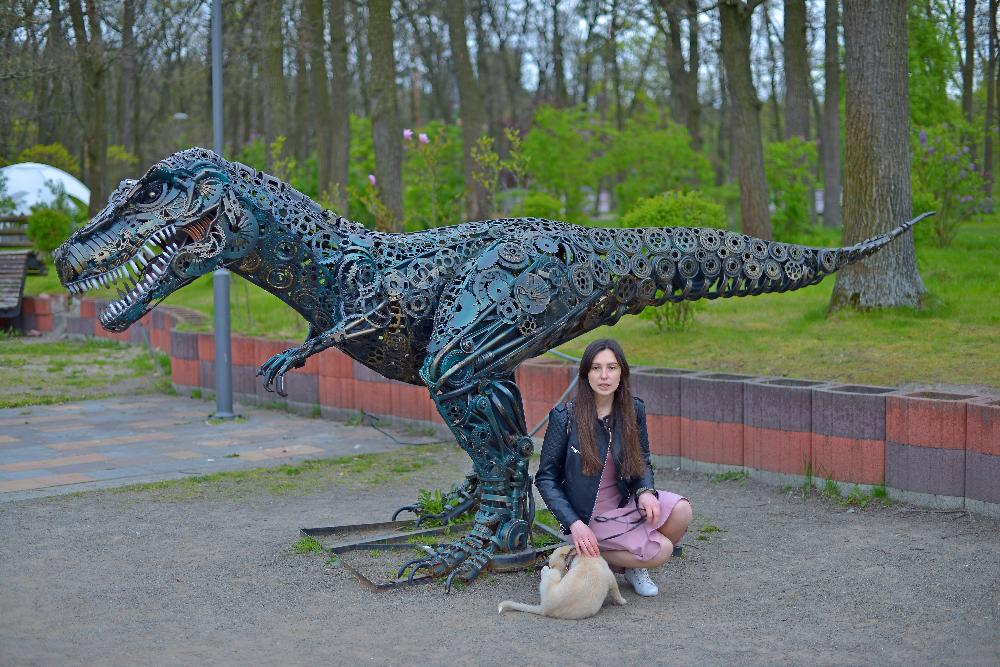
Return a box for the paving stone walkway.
[0,395,423,502]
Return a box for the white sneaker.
[624,568,658,596]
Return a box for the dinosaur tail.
[498,600,546,615]
[635,212,933,305]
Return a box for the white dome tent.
[0,162,90,216]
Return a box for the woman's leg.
[601,543,673,570]
[657,499,692,544]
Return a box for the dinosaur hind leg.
[397,374,535,590]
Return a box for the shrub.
[402,121,464,229]
[26,207,72,255]
[622,191,725,332]
[515,191,564,220]
[911,126,986,246]
[764,137,818,241]
[16,143,81,177]
[0,171,15,216]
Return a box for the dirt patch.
[0,448,997,666]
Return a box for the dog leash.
[590,507,647,541]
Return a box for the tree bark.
[328,0,350,211]
[368,0,404,228]
[784,0,810,139]
[445,0,489,220]
[118,0,136,153]
[821,0,842,228]
[719,0,772,239]
[551,0,568,107]
[67,0,108,215]
[262,0,287,166]
[829,0,924,312]
[304,0,332,200]
[962,0,975,128]
[657,0,702,149]
[985,0,997,197]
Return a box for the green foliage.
[0,170,15,216]
[603,107,712,215]
[471,127,529,217]
[911,126,986,246]
[514,191,564,219]
[623,191,725,332]
[105,145,140,190]
[16,143,80,177]
[764,137,818,241]
[522,105,606,221]
[26,206,72,254]
[710,470,749,484]
[403,122,463,229]
[292,535,325,554]
[908,1,963,128]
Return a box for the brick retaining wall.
[9,295,999,517]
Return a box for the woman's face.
[588,348,621,399]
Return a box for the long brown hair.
[572,339,645,478]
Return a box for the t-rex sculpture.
[53,148,928,589]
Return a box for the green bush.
[764,137,818,241]
[16,143,80,177]
[620,190,726,230]
[911,126,986,246]
[26,207,72,254]
[622,191,725,332]
[515,191,564,220]
[0,171,15,216]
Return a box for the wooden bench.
[0,250,30,319]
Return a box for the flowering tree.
[912,127,987,246]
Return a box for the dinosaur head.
[53,148,259,331]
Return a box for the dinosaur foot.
[390,474,480,526]
[397,533,495,593]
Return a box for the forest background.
[1,0,997,389]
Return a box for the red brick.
[744,425,811,476]
[318,349,353,378]
[231,336,256,365]
[811,434,884,485]
[149,328,170,352]
[319,375,354,409]
[79,300,94,318]
[966,397,1000,456]
[680,418,743,465]
[886,392,975,450]
[35,297,52,315]
[171,358,200,386]
[197,334,215,362]
[647,414,681,457]
[34,313,54,332]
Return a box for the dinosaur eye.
[135,183,166,206]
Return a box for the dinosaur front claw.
[257,344,311,396]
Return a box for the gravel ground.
[1,446,997,667]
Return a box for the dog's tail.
[498,600,546,615]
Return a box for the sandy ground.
[1,446,998,667]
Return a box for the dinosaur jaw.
[62,223,200,332]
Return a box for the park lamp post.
[211,0,235,420]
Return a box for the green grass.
[104,445,455,501]
[711,470,749,483]
[0,337,172,407]
[24,219,1000,389]
[292,535,325,554]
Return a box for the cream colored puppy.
[498,544,627,619]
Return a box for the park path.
[0,395,421,502]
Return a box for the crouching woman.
[535,339,693,597]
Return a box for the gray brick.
[965,450,1000,505]
[745,378,827,431]
[812,384,894,440]
[631,368,692,416]
[885,441,965,498]
[171,331,199,360]
[681,373,754,423]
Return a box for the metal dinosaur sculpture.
[53,148,928,589]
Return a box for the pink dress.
[589,453,687,561]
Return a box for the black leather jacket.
[535,397,656,534]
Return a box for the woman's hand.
[638,491,660,526]
[569,520,601,557]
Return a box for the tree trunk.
[784,0,810,139]
[962,0,975,128]
[829,0,924,312]
[118,0,136,153]
[262,0,287,166]
[762,5,783,141]
[304,0,333,201]
[985,0,997,197]
[328,0,350,211]
[68,0,108,215]
[445,0,489,220]
[292,43,311,161]
[552,0,568,107]
[658,0,702,149]
[368,0,404,229]
[719,0,772,239]
[821,0,842,228]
